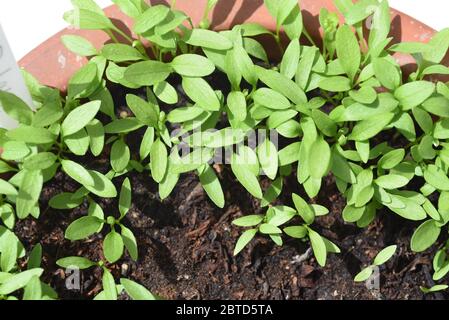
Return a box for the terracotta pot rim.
[17,1,441,90]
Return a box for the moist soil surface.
[13,70,448,300]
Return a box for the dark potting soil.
[13,70,447,300]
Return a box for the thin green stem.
[106,29,119,43]
[114,28,133,44]
[274,27,285,55]
[303,29,317,47]
[171,0,177,9]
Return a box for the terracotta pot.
[18,0,447,91]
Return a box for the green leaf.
[182,77,220,111]
[86,119,105,156]
[349,86,377,105]
[424,165,449,191]
[354,266,374,282]
[0,179,18,196]
[392,113,416,142]
[395,81,435,110]
[49,193,83,210]
[61,35,97,56]
[292,193,315,225]
[155,10,188,35]
[342,205,365,223]
[167,106,204,123]
[378,149,405,169]
[318,76,352,92]
[64,5,112,29]
[368,0,391,49]
[91,86,115,119]
[85,170,117,198]
[267,206,297,227]
[112,0,147,18]
[111,140,130,173]
[65,216,104,241]
[356,140,370,163]
[0,203,14,228]
[159,167,179,200]
[171,54,215,77]
[119,178,132,217]
[1,232,18,272]
[0,91,33,125]
[389,41,431,54]
[56,257,96,269]
[411,220,441,252]
[259,223,282,234]
[6,126,56,144]
[27,244,42,270]
[125,94,158,126]
[254,88,291,110]
[101,43,145,62]
[16,170,43,219]
[102,268,118,301]
[22,277,43,299]
[344,0,378,25]
[65,129,90,156]
[418,135,436,160]
[278,142,301,166]
[423,28,449,64]
[234,229,257,255]
[150,138,168,183]
[280,40,300,79]
[104,118,144,134]
[375,174,409,189]
[62,101,101,136]
[153,81,178,105]
[420,285,449,294]
[284,5,303,40]
[385,193,427,221]
[373,245,397,266]
[121,226,138,261]
[227,91,247,121]
[23,152,57,171]
[256,67,307,105]
[104,231,124,263]
[323,237,341,253]
[120,279,156,300]
[283,226,308,238]
[0,268,43,295]
[67,63,99,99]
[184,29,233,50]
[198,165,225,208]
[257,138,278,180]
[1,141,30,161]
[233,215,264,227]
[134,4,170,33]
[348,112,394,141]
[336,24,360,82]
[422,95,449,118]
[261,177,283,207]
[308,228,327,267]
[308,136,331,178]
[230,43,258,86]
[124,61,172,86]
[231,153,263,199]
[296,46,316,90]
[61,160,94,187]
[243,38,268,62]
[372,58,401,90]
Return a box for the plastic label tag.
[0,23,34,129]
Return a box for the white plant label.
[0,23,34,129]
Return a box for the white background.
[0,0,448,60]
